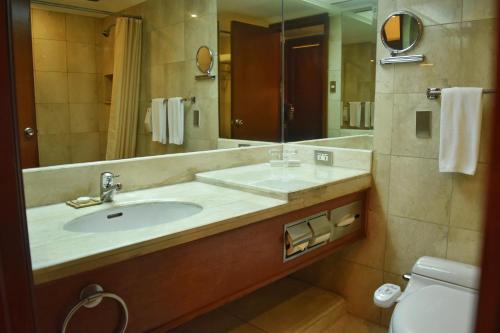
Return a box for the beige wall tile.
[389,156,452,225]
[463,0,497,21]
[66,14,96,43]
[447,228,483,266]
[396,0,462,26]
[450,164,488,232]
[68,73,98,103]
[34,71,68,103]
[373,93,393,154]
[69,104,100,133]
[70,132,101,163]
[32,39,67,72]
[31,9,66,40]
[460,19,496,88]
[393,24,461,94]
[369,153,391,214]
[385,216,448,275]
[143,0,184,32]
[35,103,69,135]
[342,211,387,270]
[184,0,217,18]
[391,94,441,158]
[149,23,185,65]
[67,42,97,73]
[37,134,71,166]
[184,14,217,61]
[165,61,187,96]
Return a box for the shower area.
[30,1,142,166]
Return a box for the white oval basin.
[64,201,203,233]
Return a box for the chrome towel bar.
[427,87,496,100]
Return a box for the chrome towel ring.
[61,284,128,333]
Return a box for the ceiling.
[31,0,147,17]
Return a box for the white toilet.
[375,256,479,333]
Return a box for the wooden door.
[0,0,37,331]
[12,0,38,168]
[285,35,325,142]
[231,21,281,142]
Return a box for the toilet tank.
[412,257,480,290]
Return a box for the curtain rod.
[31,0,142,20]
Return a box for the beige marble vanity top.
[28,164,371,285]
[196,163,370,200]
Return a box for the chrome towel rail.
[427,87,496,100]
[61,284,128,333]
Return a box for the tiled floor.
[172,278,387,333]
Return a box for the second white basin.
[64,201,203,233]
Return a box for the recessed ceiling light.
[191,14,198,18]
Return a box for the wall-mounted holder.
[380,54,425,65]
[195,74,216,81]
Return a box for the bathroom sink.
[64,201,203,233]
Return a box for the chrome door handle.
[24,127,35,138]
[232,119,244,127]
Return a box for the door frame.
[2,1,500,332]
[0,0,37,331]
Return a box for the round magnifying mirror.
[196,46,214,74]
[381,11,423,55]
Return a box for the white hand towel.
[151,98,167,144]
[370,102,375,128]
[439,87,483,175]
[144,107,152,133]
[168,97,184,145]
[364,102,372,128]
[349,102,361,127]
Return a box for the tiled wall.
[123,0,219,157]
[295,0,495,326]
[32,9,106,166]
[342,42,376,103]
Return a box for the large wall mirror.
[24,0,376,169]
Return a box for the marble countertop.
[28,164,372,285]
[196,163,370,200]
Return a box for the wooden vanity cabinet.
[34,191,367,332]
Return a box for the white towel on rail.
[151,98,167,144]
[349,102,361,127]
[364,102,372,128]
[168,97,184,145]
[144,107,152,133]
[439,87,483,175]
[370,102,375,127]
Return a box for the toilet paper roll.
[309,233,331,247]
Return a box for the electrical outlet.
[315,150,333,166]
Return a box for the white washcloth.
[151,98,167,144]
[144,107,152,133]
[349,102,361,127]
[364,102,372,128]
[439,87,483,175]
[370,102,375,127]
[168,97,184,145]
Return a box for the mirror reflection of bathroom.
[282,0,377,147]
[28,0,284,169]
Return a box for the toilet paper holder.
[283,212,331,262]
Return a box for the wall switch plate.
[315,150,333,166]
[330,81,336,93]
[416,110,431,138]
[193,109,200,127]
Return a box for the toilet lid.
[392,285,477,333]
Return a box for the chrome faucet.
[100,172,122,202]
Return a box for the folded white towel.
[364,102,372,128]
[151,98,167,144]
[439,87,483,175]
[168,97,184,145]
[144,107,152,133]
[349,102,361,127]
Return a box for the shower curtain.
[106,17,142,160]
